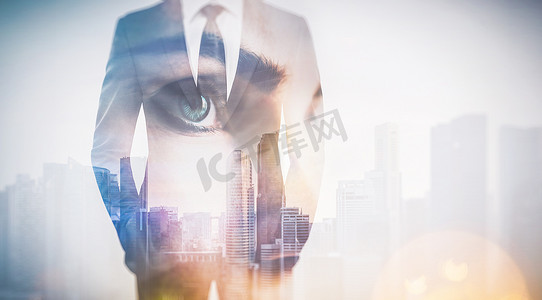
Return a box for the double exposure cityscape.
[3,118,541,299]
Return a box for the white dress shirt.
[181,0,243,99]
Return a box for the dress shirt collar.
[181,0,243,21]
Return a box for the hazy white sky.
[1,0,541,220]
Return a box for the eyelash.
[147,78,225,136]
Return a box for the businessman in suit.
[92,0,323,298]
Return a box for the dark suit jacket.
[92,0,323,275]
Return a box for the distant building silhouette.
[336,180,376,253]
[369,123,401,211]
[2,160,108,298]
[148,206,182,252]
[365,123,401,252]
[430,115,487,233]
[2,175,45,295]
[119,157,148,272]
[499,126,542,299]
[93,167,120,222]
[182,212,212,252]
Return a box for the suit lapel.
[224,0,261,123]
[158,1,200,99]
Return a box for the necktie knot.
[201,4,224,22]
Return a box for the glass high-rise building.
[224,150,256,300]
[281,207,310,270]
[256,133,283,263]
[225,150,255,266]
[336,180,376,252]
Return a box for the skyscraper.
[224,150,256,300]
[365,123,401,251]
[92,167,120,223]
[119,157,148,271]
[120,157,147,212]
[368,123,401,212]
[499,126,542,299]
[430,115,487,233]
[120,157,140,226]
[5,175,46,292]
[335,179,388,299]
[281,207,310,270]
[225,150,256,266]
[93,167,112,213]
[335,180,376,253]
[256,133,283,263]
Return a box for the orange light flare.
[372,231,530,300]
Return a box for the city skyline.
[2,0,542,298]
[3,117,542,299]
[91,131,315,298]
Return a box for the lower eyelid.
[147,80,225,136]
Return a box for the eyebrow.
[127,33,285,92]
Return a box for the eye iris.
[181,95,210,122]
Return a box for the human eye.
[145,46,286,137]
[147,77,227,136]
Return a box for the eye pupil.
[181,95,210,122]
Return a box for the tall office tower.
[120,157,140,218]
[92,167,121,223]
[43,160,107,299]
[224,150,255,300]
[93,167,113,214]
[368,123,401,212]
[256,133,284,263]
[120,157,147,211]
[499,126,542,299]
[119,157,148,266]
[108,174,120,222]
[336,179,386,299]
[365,123,401,251]
[4,175,46,294]
[281,207,310,270]
[430,115,487,233]
[182,212,212,251]
[336,180,377,253]
[225,150,255,266]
